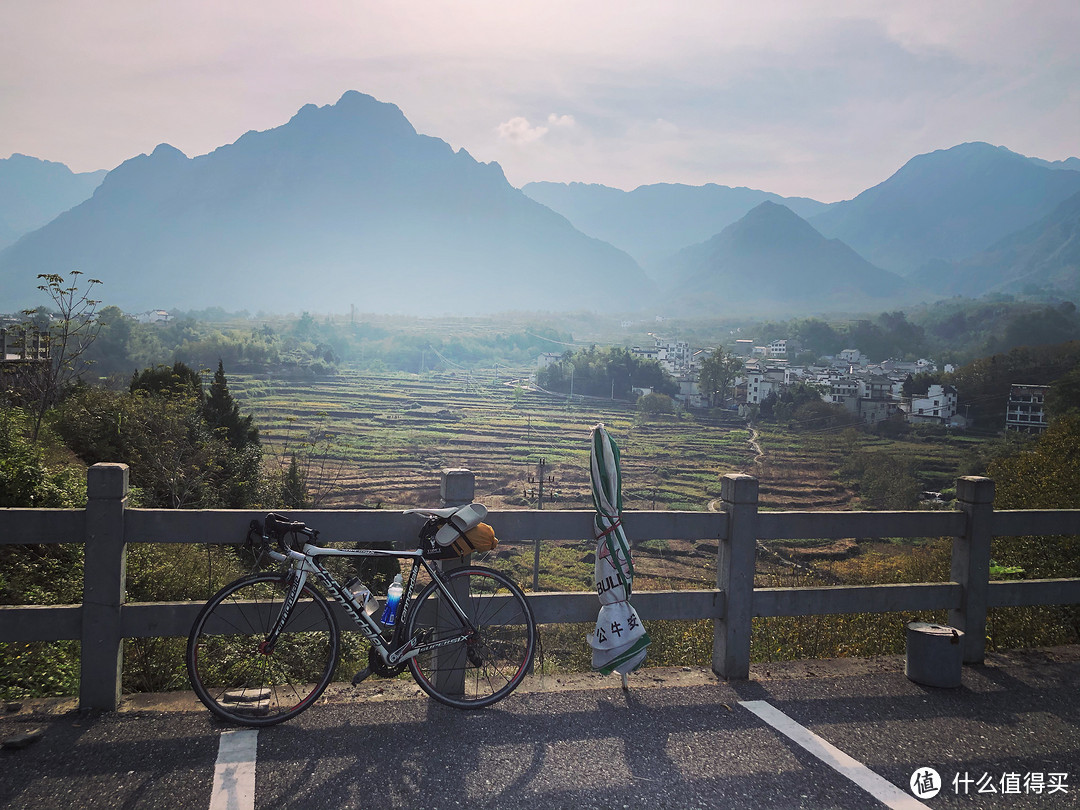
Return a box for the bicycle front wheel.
[186,573,339,726]
[406,565,536,709]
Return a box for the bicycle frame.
[264,542,475,667]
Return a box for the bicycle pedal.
[351,666,372,686]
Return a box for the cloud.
[497,116,548,144]
[2,1,1078,199]
[497,113,574,144]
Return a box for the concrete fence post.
[714,473,758,679]
[950,475,995,664]
[440,468,475,508]
[437,468,475,695]
[81,463,129,711]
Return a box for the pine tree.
[203,360,258,450]
[281,454,309,508]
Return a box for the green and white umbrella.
[587,423,650,680]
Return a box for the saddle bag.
[419,507,500,558]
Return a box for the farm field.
[231,366,983,516]
[232,367,761,512]
[231,366,988,599]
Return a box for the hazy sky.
[2,1,1077,202]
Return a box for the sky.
[1,1,1078,203]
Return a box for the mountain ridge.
[911,189,1080,298]
[660,201,918,315]
[0,154,107,251]
[0,92,652,314]
[809,142,1080,276]
[522,180,829,271]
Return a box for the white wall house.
[906,384,958,425]
[536,352,563,370]
[838,348,863,365]
[136,310,172,324]
[744,368,786,405]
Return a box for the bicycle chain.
[368,644,406,678]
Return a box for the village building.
[903,383,959,426]
[1005,384,1050,434]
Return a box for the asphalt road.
[2,648,1078,810]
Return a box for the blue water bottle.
[380,574,403,627]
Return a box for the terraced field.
[223,369,1018,665]
[232,368,985,515]
[231,368,759,511]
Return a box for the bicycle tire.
[406,565,536,709]
[186,573,339,726]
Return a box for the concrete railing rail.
[1,464,1078,711]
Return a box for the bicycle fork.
[260,567,309,656]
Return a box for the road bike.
[185,507,536,727]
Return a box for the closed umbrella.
[588,423,650,682]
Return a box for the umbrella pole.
[621,672,629,690]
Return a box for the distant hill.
[0,154,106,250]
[522,181,829,272]
[0,92,652,315]
[809,142,1080,276]
[911,190,1080,299]
[661,201,917,315]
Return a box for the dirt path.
[708,421,762,512]
[748,425,764,466]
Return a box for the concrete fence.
[0,328,50,362]
[1,463,1079,711]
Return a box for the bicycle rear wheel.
[406,565,535,709]
[186,573,339,726]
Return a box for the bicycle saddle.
[403,503,487,522]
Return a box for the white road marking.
[740,700,931,810]
[209,729,258,810]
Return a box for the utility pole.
[530,457,556,510]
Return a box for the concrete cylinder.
[905,622,964,688]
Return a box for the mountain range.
[808,142,1080,277]
[521,181,827,270]
[660,201,916,315]
[909,189,1080,298]
[0,92,649,314]
[1,91,1077,316]
[0,154,106,252]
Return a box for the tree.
[698,349,742,406]
[281,454,309,508]
[536,346,678,398]
[1046,367,1080,420]
[204,360,259,450]
[131,361,203,400]
[21,272,102,440]
[987,415,1080,583]
[55,373,264,509]
[83,305,133,376]
[638,392,675,416]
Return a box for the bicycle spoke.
[406,566,535,709]
[187,574,339,726]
